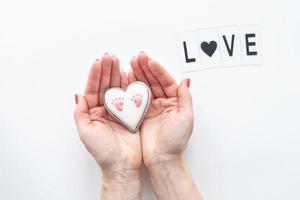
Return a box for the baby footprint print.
[111,97,124,111]
[131,94,143,108]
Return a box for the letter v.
[222,35,235,56]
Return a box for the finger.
[177,78,193,116]
[130,56,150,85]
[138,52,166,98]
[84,59,101,108]
[99,53,113,106]
[120,69,128,89]
[110,55,121,87]
[128,68,137,83]
[74,94,92,138]
[148,59,178,97]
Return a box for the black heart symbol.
[201,41,217,57]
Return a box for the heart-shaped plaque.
[104,81,151,133]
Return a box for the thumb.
[74,94,91,133]
[178,78,193,116]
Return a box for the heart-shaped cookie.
[104,81,151,133]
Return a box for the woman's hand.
[129,52,203,200]
[74,54,142,199]
[129,52,193,167]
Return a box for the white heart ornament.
[104,81,151,133]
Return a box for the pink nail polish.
[75,94,78,104]
[186,78,190,88]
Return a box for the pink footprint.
[131,94,143,108]
[111,97,124,111]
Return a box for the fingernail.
[75,94,78,104]
[186,78,190,88]
[95,58,100,61]
[140,51,144,53]
[104,52,109,55]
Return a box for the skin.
[129,52,203,200]
[74,52,203,200]
[74,54,142,199]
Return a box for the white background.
[1,0,300,199]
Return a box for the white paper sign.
[177,25,263,72]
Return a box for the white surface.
[0,0,300,199]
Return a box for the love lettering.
[177,25,263,72]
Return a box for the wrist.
[101,169,141,200]
[146,156,186,180]
[146,157,203,200]
[102,168,141,183]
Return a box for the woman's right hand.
[74,54,142,199]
